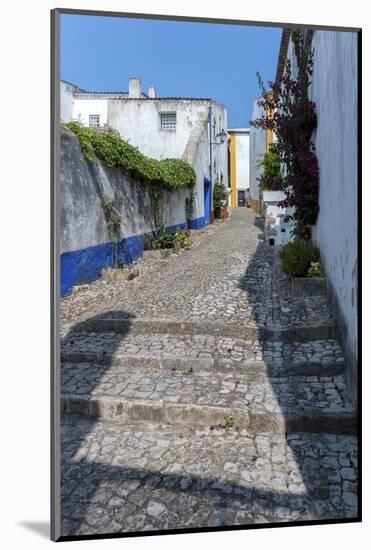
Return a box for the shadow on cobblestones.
[60,431,327,535]
[61,311,134,535]
[235,218,357,523]
[59,211,357,536]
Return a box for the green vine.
[102,197,123,268]
[64,121,196,191]
[185,192,195,228]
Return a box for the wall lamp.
[211,129,228,145]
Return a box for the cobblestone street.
[60,208,358,536]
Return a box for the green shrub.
[64,121,196,191]
[307,261,323,278]
[213,181,228,210]
[174,228,192,249]
[279,240,320,277]
[256,147,283,191]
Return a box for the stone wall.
[60,126,193,296]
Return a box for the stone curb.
[73,317,337,342]
[61,353,346,378]
[61,395,357,434]
[61,395,250,428]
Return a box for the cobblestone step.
[61,365,356,434]
[61,354,346,377]
[61,331,346,372]
[65,317,337,342]
[61,416,358,537]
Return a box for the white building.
[61,77,229,228]
[277,28,358,402]
[249,99,266,213]
[262,191,295,246]
[228,128,250,208]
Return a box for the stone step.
[61,354,346,378]
[61,416,358,536]
[63,316,337,342]
[61,365,356,434]
[61,331,346,373]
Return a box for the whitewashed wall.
[61,125,190,253]
[235,132,250,190]
[249,99,266,204]
[108,99,210,160]
[72,97,108,127]
[62,87,229,227]
[210,102,229,189]
[310,31,358,399]
[285,30,358,401]
[60,126,192,295]
[60,81,75,122]
[191,125,211,220]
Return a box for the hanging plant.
[251,29,320,238]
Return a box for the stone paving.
[60,211,333,334]
[62,331,345,366]
[60,209,358,536]
[61,418,357,536]
[62,365,352,415]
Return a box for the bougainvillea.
[251,30,320,237]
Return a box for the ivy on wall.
[251,29,320,239]
[64,121,196,191]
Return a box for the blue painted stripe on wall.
[188,216,205,230]
[61,216,206,296]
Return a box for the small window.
[161,112,176,131]
[89,115,100,128]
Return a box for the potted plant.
[213,181,228,219]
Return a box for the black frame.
[51,8,362,542]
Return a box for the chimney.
[128,77,141,98]
[147,84,157,99]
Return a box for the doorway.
[204,177,211,224]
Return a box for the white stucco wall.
[285,30,358,399]
[249,99,266,203]
[62,86,229,225]
[107,99,209,160]
[263,192,295,245]
[107,98,228,221]
[310,31,358,395]
[210,103,229,189]
[60,81,76,122]
[235,132,250,190]
[61,126,190,253]
[192,125,211,219]
[72,98,108,127]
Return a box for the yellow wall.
[229,133,237,208]
[250,198,261,213]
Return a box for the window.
[160,112,176,131]
[89,115,100,128]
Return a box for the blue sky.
[61,14,282,128]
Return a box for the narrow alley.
[60,209,357,536]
